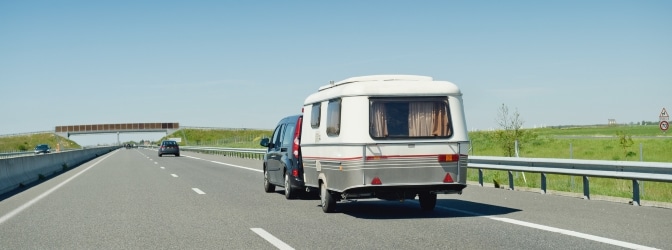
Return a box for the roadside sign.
[660,108,669,122]
[661,121,669,132]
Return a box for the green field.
[0,133,80,152]
[2,125,670,203]
[469,125,672,203]
[157,128,271,149]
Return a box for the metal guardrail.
[180,146,672,206]
[180,146,266,160]
[469,156,672,206]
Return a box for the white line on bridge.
[251,228,294,250]
[436,205,659,250]
[192,188,206,194]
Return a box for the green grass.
[0,133,80,152]
[468,124,672,203]
[158,128,272,148]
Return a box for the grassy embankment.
[470,125,672,203]
[0,133,80,152]
[159,128,271,148]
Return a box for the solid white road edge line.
[437,206,659,250]
[182,155,262,172]
[251,228,294,250]
[192,188,206,195]
[0,150,118,225]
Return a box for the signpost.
[660,108,669,133]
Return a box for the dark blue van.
[259,115,304,199]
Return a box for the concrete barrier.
[0,147,118,195]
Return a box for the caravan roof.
[306,75,461,104]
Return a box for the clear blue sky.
[1,1,670,146]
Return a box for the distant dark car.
[34,144,51,154]
[158,140,180,157]
[259,114,304,199]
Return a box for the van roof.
[305,75,461,104]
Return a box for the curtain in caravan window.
[326,99,341,136]
[370,102,388,137]
[408,102,433,136]
[432,102,450,136]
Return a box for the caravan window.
[311,103,321,128]
[369,97,452,139]
[326,99,341,136]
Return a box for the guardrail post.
[582,176,590,200]
[632,179,641,206]
[478,169,484,187]
[508,171,514,190]
[540,173,547,194]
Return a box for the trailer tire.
[320,182,336,213]
[419,192,437,211]
[264,169,275,193]
[284,172,297,199]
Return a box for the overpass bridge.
[55,122,180,142]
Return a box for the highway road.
[0,148,669,249]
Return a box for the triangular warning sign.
[661,108,669,118]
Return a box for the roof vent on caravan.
[318,75,433,91]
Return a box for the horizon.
[2,1,670,146]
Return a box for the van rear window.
[369,98,452,139]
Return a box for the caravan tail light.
[371,177,382,185]
[438,154,460,162]
[292,116,303,159]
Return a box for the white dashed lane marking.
[192,188,206,195]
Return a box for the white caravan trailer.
[300,75,470,212]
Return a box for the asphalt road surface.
[0,148,669,249]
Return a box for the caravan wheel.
[320,183,336,213]
[419,192,437,211]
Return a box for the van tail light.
[292,169,299,177]
[443,174,454,183]
[292,116,303,159]
[371,177,382,185]
[438,154,460,162]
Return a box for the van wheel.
[158,154,162,157]
[284,172,296,199]
[419,192,437,211]
[320,182,336,213]
[264,169,275,193]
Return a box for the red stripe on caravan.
[304,154,467,161]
